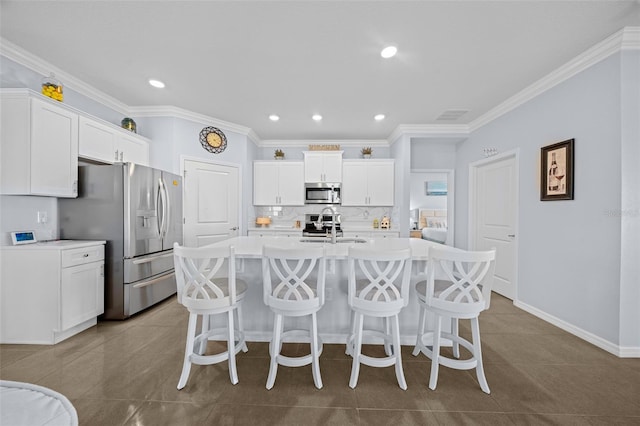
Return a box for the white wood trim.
[469,27,639,132]
[514,300,640,358]
[259,139,389,148]
[468,149,520,299]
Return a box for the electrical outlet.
[326,287,333,301]
[37,211,48,223]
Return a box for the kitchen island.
[201,236,452,344]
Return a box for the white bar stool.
[173,243,248,389]
[412,247,496,393]
[346,246,412,390]
[262,245,327,390]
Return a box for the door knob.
[230,227,238,231]
[508,234,516,237]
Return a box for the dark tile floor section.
[1,294,639,425]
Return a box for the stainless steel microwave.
[305,183,341,205]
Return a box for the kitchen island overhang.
[192,236,453,344]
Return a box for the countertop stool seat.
[262,245,327,390]
[173,243,248,389]
[346,246,412,390]
[412,247,496,393]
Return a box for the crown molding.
[128,105,253,137]
[469,26,639,132]
[258,139,389,149]
[621,26,640,50]
[387,124,470,144]
[0,37,131,115]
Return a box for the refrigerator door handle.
[158,178,168,239]
[162,178,170,238]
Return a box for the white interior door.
[471,154,517,299]
[183,159,239,247]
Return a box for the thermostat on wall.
[10,230,37,245]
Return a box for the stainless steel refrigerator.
[58,163,182,319]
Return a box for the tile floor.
[1,294,639,425]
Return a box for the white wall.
[0,195,57,245]
[410,172,448,211]
[455,51,635,350]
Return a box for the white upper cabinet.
[1,91,78,197]
[79,115,149,166]
[116,132,149,166]
[303,151,343,183]
[341,159,395,206]
[254,161,304,206]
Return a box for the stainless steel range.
[303,213,343,237]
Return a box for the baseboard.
[514,301,640,358]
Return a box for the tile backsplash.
[252,205,399,230]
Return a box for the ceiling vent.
[436,110,469,121]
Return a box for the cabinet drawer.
[62,245,104,267]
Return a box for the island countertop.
[204,235,452,260]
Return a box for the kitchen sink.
[299,238,367,244]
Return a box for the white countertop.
[204,236,451,260]
[0,240,106,250]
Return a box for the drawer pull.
[133,272,175,288]
[132,252,173,265]
[83,253,89,257]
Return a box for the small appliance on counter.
[303,214,343,237]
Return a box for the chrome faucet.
[317,206,338,244]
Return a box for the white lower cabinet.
[0,241,105,344]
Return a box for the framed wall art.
[425,180,447,196]
[540,138,574,201]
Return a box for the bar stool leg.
[310,312,323,389]
[428,315,442,391]
[349,312,364,389]
[236,304,249,353]
[471,317,490,394]
[266,313,283,390]
[412,305,427,356]
[178,313,198,390]
[392,314,407,390]
[227,310,238,385]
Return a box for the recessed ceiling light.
[148,79,165,88]
[374,114,385,121]
[269,114,280,121]
[380,45,397,59]
[312,114,322,121]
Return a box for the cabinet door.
[117,133,149,166]
[367,161,395,206]
[322,152,343,182]
[60,260,104,330]
[30,98,78,197]
[254,162,280,205]
[79,116,117,163]
[278,162,304,205]
[304,153,324,182]
[341,162,368,206]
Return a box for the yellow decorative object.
[41,73,63,102]
[373,218,379,229]
[308,144,341,151]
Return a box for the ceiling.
[1,1,638,141]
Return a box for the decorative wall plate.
[199,126,227,154]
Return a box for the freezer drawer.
[125,270,176,317]
[124,250,174,284]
